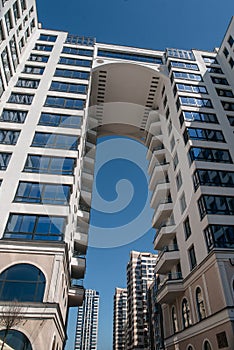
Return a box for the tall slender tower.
[113,287,127,350]
[126,251,157,350]
[74,289,100,350]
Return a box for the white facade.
[74,289,99,350]
[0,1,234,349]
[113,287,127,350]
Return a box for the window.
[0,109,27,123]
[34,43,53,51]
[193,169,234,190]
[49,81,87,94]
[58,57,92,67]
[5,9,13,34]
[1,47,12,82]
[28,54,49,62]
[198,195,234,219]
[196,287,206,321]
[170,135,175,151]
[216,332,228,348]
[167,48,195,60]
[171,306,178,333]
[0,153,11,170]
[62,46,93,57]
[180,111,218,124]
[13,1,20,22]
[178,96,212,108]
[221,101,234,111]
[39,34,57,42]
[31,132,79,150]
[168,120,172,135]
[180,192,186,213]
[16,78,40,88]
[44,96,85,110]
[176,171,182,190]
[20,0,26,11]
[0,329,32,350]
[8,93,34,104]
[4,214,65,241]
[223,47,229,58]
[54,68,90,80]
[22,65,44,75]
[15,182,71,205]
[228,35,234,47]
[170,61,198,70]
[0,20,5,43]
[9,36,19,70]
[183,128,225,144]
[0,73,4,97]
[189,147,232,164]
[205,225,234,250]
[173,152,179,170]
[188,245,197,269]
[183,216,192,239]
[172,72,202,81]
[227,115,234,126]
[0,129,20,144]
[97,49,162,64]
[175,83,207,94]
[203,340,212,350]
[207,67,223,74]
[0,263,45,302]
[38,112,82,128]
[24,155,75,175]
[229,57,234,69]
[216,88,234,97]
[202,56,217,64]
[211,76,229,85]
[182,298,191,328]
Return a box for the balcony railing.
[71,279,84,288]
[154,197,172,214]
[158,244,179,260]
[153,219,175,242]
[157,272,183,291]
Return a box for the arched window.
[0,329,32,350]
[0,263,46,302]
[187,346,194,350]
[171,306,178,333]
[182,298,192,329]
[204,340,212,350]
[196,287,206,321]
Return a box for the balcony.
[152,198,173,228]
[68,280,85,307]
[156,272,184,303]
[149,161,169,190]
[145,121,162,147]
[151,180,170,208]
[153,221,176,250]
[147,135,163,160]
[74,230,88,254]
[81,188,92,206]
[71,255,86,279]
[155,244,180,274]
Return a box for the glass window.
[221,101,234,111]
[173,72,202,81]
[44,96,85,110]
[193,169,234,190]
[1,47,12,82]
[166,48,195,60]
[184,127,225,143]
[170,135,175,151]
[49,81,87,94]
[188,245,197,269]
[203,56,217,64]
[211,76,229,85]
[65,34,95,46]
[0,20,5,43]
[54,68,89,80]
[28,54,49,62]
[0,72,4,97]
[13,1,20,22]
[171,306,178,333]
[216,88,234,97]
[198,195,234,219]
[203,340,212,350]
[0,109,27,123]
[16,78,40,88]
[15,182,71,205]
[5,9,13,34]
[207,67,223,74]
[173,152,179,170]
[196,287,206,321]
[20,0,26,11]
[0,152,11,170]
[34,43,53,52]
[31,132,79,150]
[0,329,32,350]
[4,214,65,241]
[180,192,186,213]
[8,93,34,104]
[229,57,234,69]
[38,112,82,128]
[179,96,212,108]
[176,171,182,190]
[180,111,218,124]
[0,263,45,302]
[22,65,44,75]
[189,147,232,164]
[182,298,192,329]
[183,216,191,239]
[204,225,234,251]
[24,155,75,175]
[39,34,57,42]
[228,35,234,47]
[170,61,198,70]
[227,115,234,126]
[9,36,19,70]
[223,47,229,58]
[0,129,20,144]
[62,46,93,57]
[58,57,92,67]
[175,83,207,94]
[98,49,162,64]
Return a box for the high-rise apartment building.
[0,0,233,348]
[113,287,127,350]
[74,289,99,350]
[126,251,157,349]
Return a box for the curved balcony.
[151,181,170,208]
[68,280,85,307]
[155,244,180,274]
[153,221,176,250]
[145,122,162,148]
[152,198,173,228]
[156,272,184,303]
[149,161,169,190]
[71,255,86,279]
[74,229,88,254]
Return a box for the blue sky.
[36,1,234,349]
